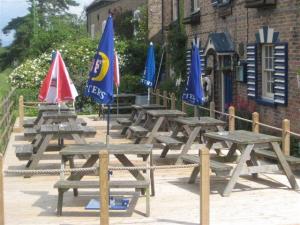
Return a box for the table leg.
[222,144,254,197]
[225,143,238,162]
[71,134,87,144]
[133,111,144,125]
[271,142,299,190]
[176,126,202,164]
[146,116,165,144]
[25,134,53,177]
[68,157,78,196]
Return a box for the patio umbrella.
[38,50,78,107]
[141,42,156,104]
[114,51,120,117]
[84,15,115,145]
[182,44,204,117]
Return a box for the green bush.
[119,75,146,94]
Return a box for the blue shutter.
[186,48,205,77]
[246,43,258,98]
[273,43,288,105]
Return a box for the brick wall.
[87,0,146,39]
[181,0,300,133]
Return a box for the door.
[224,72,233,110]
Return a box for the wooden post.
[181,101,186,113]
[19,95,24,130]
[0,154,4,225]
[200,147,210,225]
[282,119,290,156]
[163,91,168,107]
[156,89,160,105]
[252,112,259,133]
[99,151,109,225]
[228,106,235,131]
[171,93,176,110]
[209,102,215,118]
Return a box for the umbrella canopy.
[85,15,115,105]
[39,51,78,103]
[114,51,120,88]
[141,42,156,88]
[182,45,204,105]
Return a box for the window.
[191,0,199,13]
[102,20,107,34]
[261,45,274,99]
[172,0,178,21]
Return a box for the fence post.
[200,147,210,225]
[228,106,235,131]
[156,89,160,105]
[0,154,4,225]
[99,151,109,225]
[181,101,186,113]
[252,112,259,133]
[282,119,290,156]
[171,93,176,110]
[209,102,215,118]
[19,95,24,131]
[163,91,168,107]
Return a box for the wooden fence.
[151,89,300,156]
[0,89,16,153]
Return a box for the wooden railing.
[151,89,300,156]
[0,89,16,153]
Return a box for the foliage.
[119,75,145,94]
[0,68,12,100]
[114,11,134,39]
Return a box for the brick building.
[86,0,146,39]
[150,0,300,133]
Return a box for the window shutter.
[246,43,258,98]
[186,48,206,77]
[273,43,288,105]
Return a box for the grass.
[0,68,12,100]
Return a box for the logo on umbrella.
[89,51,110,82]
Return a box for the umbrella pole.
[106,104,110,147]
[148,87,150,105]
[116,88,119,118]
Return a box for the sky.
[0,0,94,47]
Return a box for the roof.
[206,32,235,54]
[86,0,118,12]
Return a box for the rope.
[4,164,199,175]
[23,105,39,109]
[257,122,283,132]
[288,131,300,138]
[234,116,252,123]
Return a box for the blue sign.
[141,43,156,88]
[85,15,115,104]
[182,45,204,105]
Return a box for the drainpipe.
[161,0,164,43]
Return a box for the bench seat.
[15,145,33,160]
[54,179,150,216]
[182,154,233,178]
[116,118,133,126]
[254,149,300,169]
[23,118,37,128]
[154,135,183,158]
[128,126,149,144]
[82,126,97,137]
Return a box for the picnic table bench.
[55,143,153,216]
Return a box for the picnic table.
[187,130,299,196]
[23,104,71,128]
[169,117,226,164]
[17,123,96,177]
[55,143,154,216]
[118,104,166,136]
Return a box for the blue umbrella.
[141,42,156,104]
[182,44,204,109]
[85,15,115,144]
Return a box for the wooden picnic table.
[144,110,186,144]
[21,123,92,176]
[199,130,299,196]
[55,143,154,216]
[130,104,166,125]
[169,117,226,164]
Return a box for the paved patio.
[3,116,300,225]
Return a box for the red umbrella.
[39,51,78,103]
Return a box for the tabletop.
[146,109,186,117]
[171,117,226,127]
[42,111,77,119]
[132,104,166,110]
[40,123,83,134]
[113,93,137,98]
[38,104,70,112]
[204,130,282,144]
[60,143,153,156]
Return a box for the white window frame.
[262,44,274,100]
[172,0,178,21]
[191,0,200,13]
